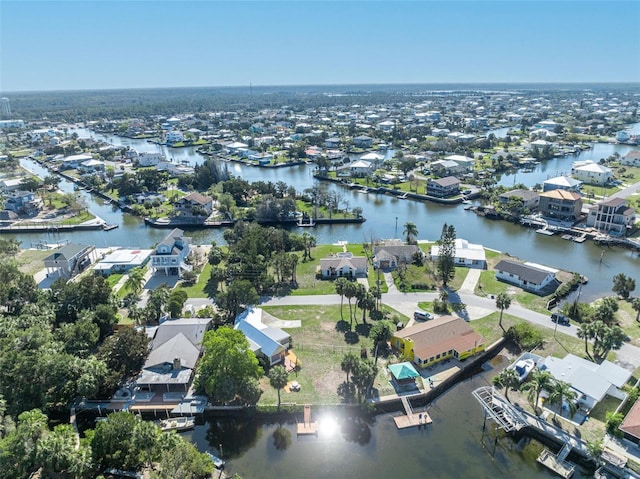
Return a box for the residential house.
[620,400,640,444]
[494,259,558,294]
[60,153,93,170]
[4,190,42,215]
[621,150,640,167]
[534,120,559,131]
[426,176,461,198]
[338,159,374,178]
[430,238,486,269]
[137,317,212,394]
[319,252,368,278]
[151,228,191,276]
[498,189,540,211]
[174,192,214,217]
[137,152,166,167]
[80,159,105,173]
[571,161,614,186]
[43,243,96,279]
[538,189,583,222]
[586,197,636,236]
[391,315,485,368]
[157,161,194,177]
[444,155,475,172]
[234,307,291,367]
[430,160,465,177]
[542,176,582,193]
[325,137,341,148]
[165,131,184,144]
[93,248,153,276]
[372,241,423,269]
[538,353,631,412]
[353,135,373,148]
[0,178,25,192]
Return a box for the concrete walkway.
[459,268,481,294]
[383,271,399,293]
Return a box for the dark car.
[551,313,570,326]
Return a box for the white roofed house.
[586,197,636,237]
[444,154,475,172]
[151,228,191,277]
[430,238,486,269]
[571,161,613,186]
[320,252,368,279]
[173,192,214,219]
[234,307,291,367]
[347,159,374,177]
[494,259,559,295]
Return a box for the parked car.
[551,312,570,326]
[414,310,433,321]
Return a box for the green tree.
[369,320,393,349]
[123,267,145,297]
[196,327,262,405]
[547,380,577,419]
[151,439,214,479]
[632,297,640,322]
[612,273,636,299]
[268,365,289,408]
[577,322,595,360]
[147,283,170,321]
[436,223,456,286]
[216,280,259,323]
[491,368,520,403]
[343,280,358,328]
[341,352,359,384]
[167,288,188,318]
[335,277,349,321]
[521,369,553,413]
[97,327,151,379]
[351,358,378,402]
[403,221,418,244]
[605,411,624,438]
[495,292,512,332]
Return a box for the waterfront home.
[80,158,105,173]
[429,159,464,177]
[173,192,214,218]
[529,129,558,140]
[426,176,461,198]
[137,317,212,394]
[586,197,636,237]
[234,307,291,367]
[248,152,273,164]
[391,315,485,368]
[494,259,558,294]
[325,137,341,148]
[372,241,423,270]
[93,248,153,276]
[444,155,475,171]
[165,130,184,144]
[620,399,640,445]
[60,153,93,170]
[542,176,582,193]
[4,190,42,215]
[43,243,96,279]
[430,238,486,269]
[0,178,25,192]
[151,228,191,277]
[136,152,165,167]
[337,159,374,178]
[537,353,631,413]
[533,120,559,131]
[498,189,540,211]
[571,161,613,186]
[156,161,194,177]
[538,189,583,222]
[621,150,640,167]
[319,252,368,278]
[353,135,374,148]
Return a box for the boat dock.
[297,405,317,435]
[393,396,432,429]
[537,444,575,478]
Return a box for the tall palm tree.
[521,369,553,414]
[632,297,640,322]
[268,365,289,409]
[403,221,418,244]
[495,292,512,332]
[341,352,359,384]
[335,277,348,321]
[491,368,520,403]
[123,267,145,297]
[576,322,594,361]
[343,281,358,328]
[547,380,577,419]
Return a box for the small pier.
[393,396,432,429]
[297,405,317,436]
[537,444,575,478]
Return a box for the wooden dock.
[536,445,575,478]
[297,405,317,436]
[393,396,432,429]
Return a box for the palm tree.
[403,221,418,244]
[268,365,289,408]
[343,281,358,328]
[123,267,145,297]
[576,322,595,361]
[632,297,640,322]
[491,368,520,403]
[341,352,359,384]
[547,380,577,419]
[495,292,511,332]
[521,369,553,414]
[335,277,348,321]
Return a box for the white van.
[413,310,433,321]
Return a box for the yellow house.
[391,315,485,368]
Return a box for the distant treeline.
[3,83,640,121]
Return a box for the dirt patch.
[314,369,344,396]
[320,322,335,331]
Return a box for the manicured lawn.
[259,304,402,405]
[176,263,212,298]
[589,395,623,423]
[106,273,124,289]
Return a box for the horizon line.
[3,81,640,95]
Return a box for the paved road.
[261,289,640,370]
[609,179,640,200]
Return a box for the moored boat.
[155,416,195,432]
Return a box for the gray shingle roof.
[495,259,551,285]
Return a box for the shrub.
[506,322,544,350]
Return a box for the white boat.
[155,416,195,432]
[205,451,225,469]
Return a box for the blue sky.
[1,1,639,92]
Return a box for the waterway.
[12,127,640,302]
[182,355,590,479]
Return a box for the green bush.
[506,322,544,350]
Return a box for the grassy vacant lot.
[16,249,51,276]
[258,304,407,405]
[176,263,212,298]
[393,262,468,292]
